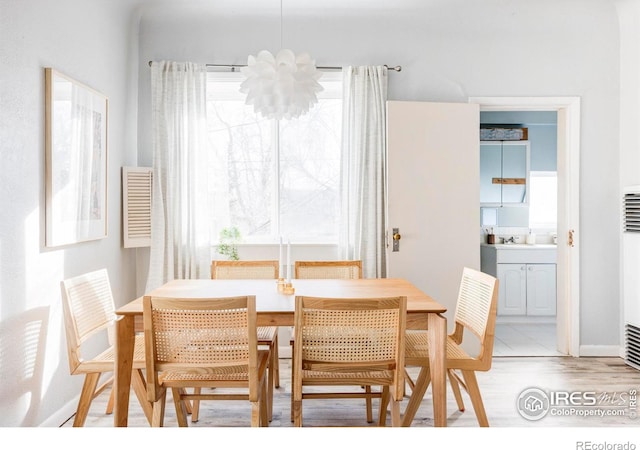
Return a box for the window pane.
[208,97,274,240]
[279,100,341,241]
[529,171,557,229]
[207,72,342,244]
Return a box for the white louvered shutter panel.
[122,167,152,248]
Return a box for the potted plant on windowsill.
[217,226,241,260]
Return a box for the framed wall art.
[45,68,108,247]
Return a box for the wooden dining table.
[114,277,448,427]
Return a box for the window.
[529,171,557,229]
[206,71,342,244]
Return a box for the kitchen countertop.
[481,243,557,250]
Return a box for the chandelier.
[239,1,323,120]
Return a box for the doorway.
[470,96,581,357]
[480,110,560,356]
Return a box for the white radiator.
[623,186,640,370]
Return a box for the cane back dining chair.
[294,260,363,280]
[290,259,365,420]
[291,295,407,427]
[206,259,279,422]
[401,267,499,427]
[60,269,152,426]
[143,295,270,427]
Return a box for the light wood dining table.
[114,277,448,427]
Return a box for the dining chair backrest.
[60,268,116,373]
[294,295,406,401]
[451,267,499,371]
[294,260,362,279]
[143,295,259,402]
[211,260,279,280]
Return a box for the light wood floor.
[62,356,640,428]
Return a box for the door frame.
[469,96,581,357]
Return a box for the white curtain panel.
[146,61,212,291]
[339,66,388,278]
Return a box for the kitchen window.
[529,171,557,229]
[206,71,343,244]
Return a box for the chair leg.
[292,399,302,427]
[365,386,373,423]
[448,369,466,412]
[131,369,153,424]
[461,370,489,427]
[181,388,193,414]
[171,388,189,427]
[151,392,166,427]
[404,368,416,393]
[73,373,100,426]
[267,345,274,422]
[250,400,261,427]
[401,366,431,427]
[378,386,390,426]
[292,346,303,428]
[105,385,115,414]
[272,334,280,388]
[191,388,201,422]
[290,346,295,422]
[259,377,269,427]
[390,398,402,427]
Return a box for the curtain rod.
[147,60,402,72]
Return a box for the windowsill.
[212,242,339,247]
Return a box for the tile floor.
[494,321,564,356]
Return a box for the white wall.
[136,0,622,350]
[0,0,629,427]
[617,0,640,189]
[616,0,640,357]
[0,0,141,426]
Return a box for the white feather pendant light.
[240,48,323,120]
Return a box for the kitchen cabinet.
[496,263,557,316]
[481,244,557,317]
[480,141,530,206]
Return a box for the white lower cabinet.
[481,244,557,317]
[496,263,556,316]
[496,264,527,315]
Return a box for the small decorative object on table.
[283,283,295,295]
[277,278,286,293]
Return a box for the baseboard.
[578,345,621,357]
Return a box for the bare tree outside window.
[207,72,342,244]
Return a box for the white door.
[386,101,480,316]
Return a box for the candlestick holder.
[283,282,295,295]
[276,278,285,293]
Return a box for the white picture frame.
[45,68,108,247]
